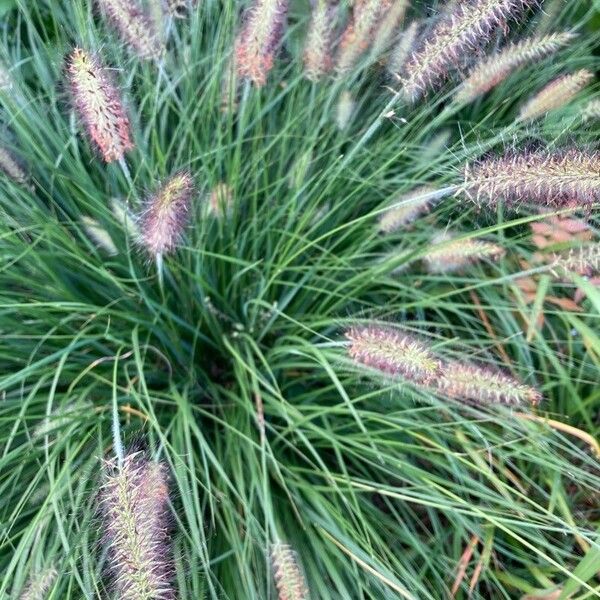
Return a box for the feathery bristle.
[235,0,289,86]
[378,186,435,233]
[98,0,163,60]
[436,361,542,406]
[0,146,28,186]
[401,0,538,102]
[553,243,600,277]
[82,216,119,255]
[371,0,410,60]
[271,543,310,600]
[303,0,337,81]
[336,0,392,74]
[101,452,173,600]
[139,171,195,256]
[346,325,441,384]
[456,32,575,104]
[423,231,505,273]
[19,566,57,600]
[462,148,600,210]
[518,69,594,121]
[68,48,133,163]
[387,20,420,78]
[582,98,600,122]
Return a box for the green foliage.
[0,0,599,598]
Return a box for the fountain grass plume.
[378,185,435,233]
[101,451,174,600]
[461,148,600,210]
[401,0,540,102]
[336,0,392,74]
[68,48,133,163]
[371,0,410,60]
[139,170,195,257]
[97,0,163,60]
[553,243,600,277]
[456,32,576,104]
[271,543,310,600]
[346,325,441,385]
[19,566,57,600]
[436,360,542,406]
[303,0,337,81]
[387,20,419,78]
[235,0,289,86]
[0,145,29,186]
[422,231,506,273]
[518,69,594,121]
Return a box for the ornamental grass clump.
[2,0,600,598]
[101,452,173,600]
[68,48,133,163]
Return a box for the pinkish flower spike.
[98,0,164,60]
[461,149,600,211]
[19,567,57,600]
[518,69,594,121]
[402,0,539,102]
[68,48,133,163]
[436,361,542,406]
[378,185,435,233]
[303,0,337,81]
[346,325,441,385]
[101,452,174,600]
[271,543,310,600]
[235,0,289,86]
[456,32,576,104]
[139,171,195,255]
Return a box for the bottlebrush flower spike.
[436,361,542,406]
[371,0,409,60]
[518,69,594,121]
[335,90,355,130]
[303,0,337,81]
[101,452,173,600]
[582,99,600,122]
[235,0,289,86]
[387,20,419,78]
[423,231,505,273]
[378,186,435,233]
[139,171,195,256]
[82,216,119,255]
[68,48,133,163]
[456,32,575,104]
[20,566,57,600]
[0,61,11,90]
[336,0,392,74]
[553,243,600,277]
[346,325,441,384]
[401,0,538,102]
[0,146,28,186]
[98,0,163,60]
[271,543,310,600]
[461,149,600,210]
